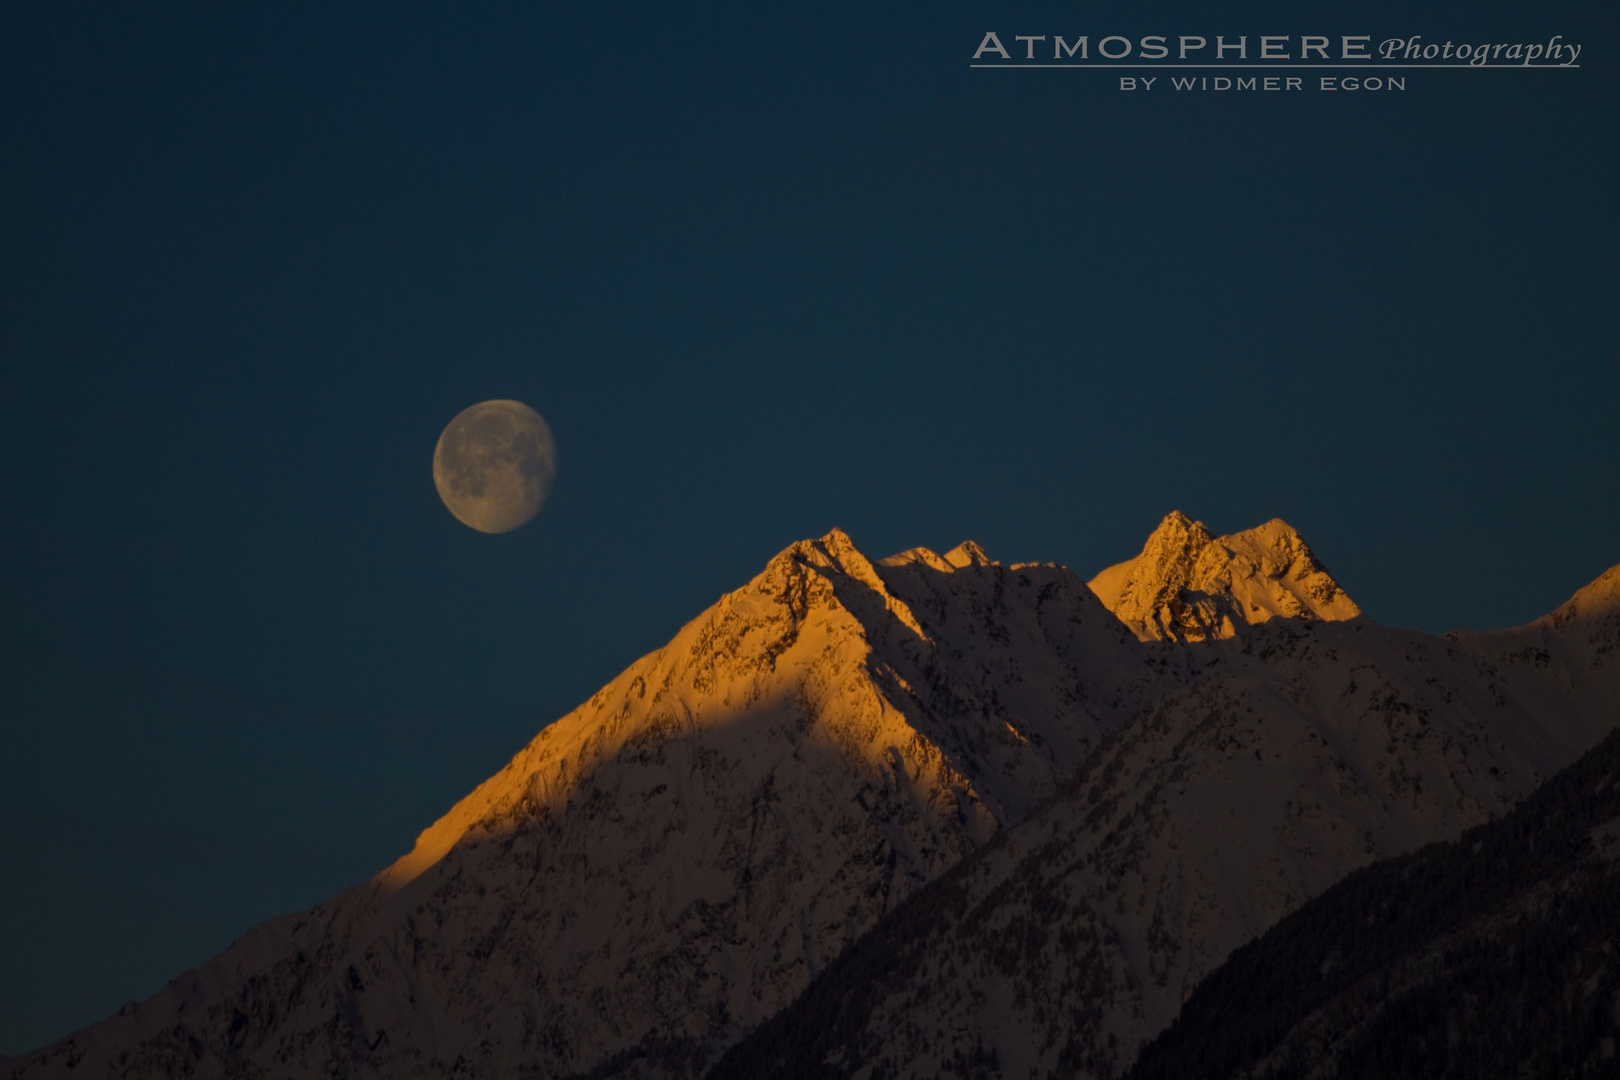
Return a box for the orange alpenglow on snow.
[8,523,1618,1080]
[1087,511,1362,642]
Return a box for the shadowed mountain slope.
[1125,725,1620,1080]
[708,564,1620,1080]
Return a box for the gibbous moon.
[433,400,556,534]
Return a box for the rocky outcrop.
[1088,512,1361,642]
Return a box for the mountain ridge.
[706,549,1620,1078]
[9,518,1618,1080]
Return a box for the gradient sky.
[2,0,1616,1056]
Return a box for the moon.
[433,400,556,534]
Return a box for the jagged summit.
[1088,511,1361,642]
[375,526,972,896]
[375,530,1136,901]
[942,539,993,568]
[877,537,995,572]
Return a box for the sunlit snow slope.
[1089,512,1361,642]
[7,530,1153,1080]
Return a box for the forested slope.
[1127,726,1620,1080]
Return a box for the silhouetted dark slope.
[1126,726,1620,1080]
[702,735,1115,1080]
[705,562,1620,1079]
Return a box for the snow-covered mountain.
[5,529,1154,1080]
[1124,725,1620,1080]
[1088,512,1361,642]
[711,549,1620,1080]
[8,517,1617,1080]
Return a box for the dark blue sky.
[2,0,1615,1055]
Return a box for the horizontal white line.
[971,64,1580,69]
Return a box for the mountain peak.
[1540,562,1620,631]
[1149,508,1212,545]
[1088,513,1360,641]
[943,540,993,568]
[877,539,996,572]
